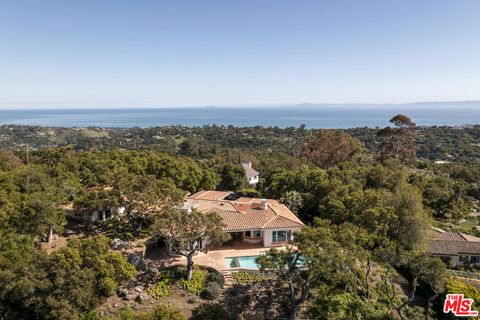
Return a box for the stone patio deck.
[193,241,287,271]
[145,240,286,272]
[193,246,266,271]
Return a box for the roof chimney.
[242,161,252,168]
[260,199,268,210]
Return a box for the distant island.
[1,101,479,128]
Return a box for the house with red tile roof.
[184,190,304,248]
[428,227,480,266]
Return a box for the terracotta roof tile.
[188,190,232,201]
[429,240,480,255]
[185,191,304,231]
[429,229,480,255]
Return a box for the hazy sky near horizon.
[0,0,479,108]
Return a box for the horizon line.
[1,99,480,110]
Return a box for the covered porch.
[220,230,264,248]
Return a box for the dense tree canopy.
[302,130,365,168]
[0,115,479,319]
[152,208,230,280]
[0,234,135,319]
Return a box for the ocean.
[1,104,480,128]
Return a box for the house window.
[245,230,262,238]
[471,256,479,263]
[459,255,467,262]
[272,230,292,243]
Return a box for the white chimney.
[242,161,252,168]
[260,199,268,210]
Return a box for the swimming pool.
[225,255,261,270]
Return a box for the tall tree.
[74,187,119,229]
[280,190,303,214]
[0,150,23,171]
[257,246,311,320]
[417,174,474,220]
[22,194,65,244]
[114,174,183,232]
[302,130,364,168]
[377,114,417,163]
[217,163,246,191]
[393,253,446,320]
[152,208,229,280]
[10,167,66,243]
[257,219,365,320]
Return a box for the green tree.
[257,246,312,320]
[179,139,200,157]
[41,235,136,319]
[419,174,474,220]
[152,208,230,280]
[280,190,304,214]
[114,173,183,232]
[0,231,47,319]
[9,167,66,243]
[22,193,66,243]
[0,150,22,171]
[394,253,445,320]
[388,183,430,252]
[377,114,417,164]
[74,187,119,229]
[257,219,366,320]
[217,163,246,191]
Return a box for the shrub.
[146,280,171,299]
[191,303,236,320]
[145,305,186,320]
[99,277,117,297]
[82,310,101,320]
[206,270,224,287]
[444,277,480,309]
[105,305,185,320]
[181,270,207,295]
[232,272,265,284]
[201,282,222,300]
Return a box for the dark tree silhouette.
[377,114,417,164]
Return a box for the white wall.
[249,175,259,185]
[263,230,273,247]
[263,229,299,247]
[431,254,480,267]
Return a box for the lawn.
[436,216,479,235]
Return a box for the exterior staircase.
[221,270,235,287]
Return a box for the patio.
[193,244,270,271]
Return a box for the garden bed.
[232,271,267,284]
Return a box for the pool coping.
[191,245,288,272]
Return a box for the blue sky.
[0,0,479,108]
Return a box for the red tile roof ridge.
[261,215,280,229]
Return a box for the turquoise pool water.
[225,254,305,270]
[225,255,260,270]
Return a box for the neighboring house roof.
[189,190,232,201]
[428,228,480,256]
[186,191,304,231]
[242,163,259,179]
